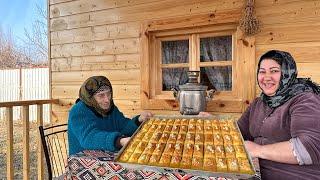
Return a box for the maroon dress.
[238,92,320,180]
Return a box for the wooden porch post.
[6,107,14,180]
[37,105,44,180]
[22,106,30,180]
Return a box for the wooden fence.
[0,99,59,180]
[0,68,50,122]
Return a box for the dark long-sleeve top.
[68,100,140,155]
[238,92,320,180]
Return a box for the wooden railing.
[0,99,59,180]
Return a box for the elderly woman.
[68,76,153,155]
[237,50,320,179]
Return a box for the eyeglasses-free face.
[93,90,112,110]
[258,59,281,96]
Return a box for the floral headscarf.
[78,76,114,117]
[258,50,320,108]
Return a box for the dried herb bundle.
[239,0,261,36]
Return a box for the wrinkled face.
[93,89,112,110]
[258,59,281,96]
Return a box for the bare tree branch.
[0,2,48,69]
[0,29,35,69]
[21,2,48,65]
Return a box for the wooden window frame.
[141,14,256,113]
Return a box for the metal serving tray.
[114,115,256,179]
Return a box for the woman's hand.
[119,137,131,147]
[138,111,153,122]
[245,140,299,164]
[244,140,262,158]
[198,111,213,118]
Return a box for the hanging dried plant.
[239,0,261,36]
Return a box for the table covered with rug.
[65,150,260,180]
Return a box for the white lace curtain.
[200,36,232,91]
[162,40,189,90]
[161,36,232,91]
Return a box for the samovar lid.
[178,71,207,91]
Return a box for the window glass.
[200,36,232,62]
[200,66,232,91]
[162,40,189,64]
[162,68,189,90]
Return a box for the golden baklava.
[227,157,239,172]
[159,154,172,167]
[127,152,141,163]
[191,156,203,170]
[180,156,192,169]
[203,158,216,171]
[118,117,253,175]
[176,134,186,143]
[164,125,173,133]
[216,158,228,172]
[137,154,150,164]
[238,158,253,174]
[170,155,182,168]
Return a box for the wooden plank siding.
[49,0,320,122]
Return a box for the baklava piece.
[203,158,216,171]
[193,144,204,157]
[204,126,213,134]
[143,142,156,155]
[238,158,253,174]
[170,155,182,168]
[225,145,236,158]
[127,152,141,163]
[159,154,172,167]
[204,134,214,145]
[213,134,224,146]
[137,154,150,164]
[180,156,192,169]
[134,142,147,153]
[163,125,173,133]
[227,157,239,172]
[216,158,228,172]
[148,154,160,166]
[163,143,175,155]
[204,144,215,158]
[159,132,169,143]
[152,143,165,155]
[223,134,233,145]
[181,119,189,126]
[188,124,196,133]
[185,133,195,144]
[215,145,225,158]
[195,134,204,144]
[173,143,183,155]
[119,151,132,162]
[176,134,186,143]
[191,156,203,170]
[183,143,194,156]
[179,125,188,134]
[234,145,247,158]
[167,133,177,143]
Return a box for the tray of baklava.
[115,115,256,179]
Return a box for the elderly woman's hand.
[120,137,131,147]
[138,111,153,123]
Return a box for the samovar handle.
[172,87,180,100]
[206,89,215,101]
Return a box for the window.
[141,15,256,113]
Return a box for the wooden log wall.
[49,0,320,122]
[255,0,320,95]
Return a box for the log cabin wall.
[49,0,320,123]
